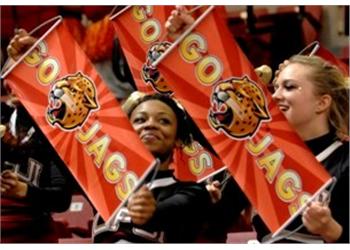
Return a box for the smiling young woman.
[92,93,212,243]
[253,55,349,243]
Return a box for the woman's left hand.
[127,185,156,226]
[302,201,342,242]
[206,180,222,204]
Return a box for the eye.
[132,116,146,124]
[274,80,299,92]
[159,118,171,125]
[236,92,244,100]
[284,83,298,91]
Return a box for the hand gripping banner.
[153,6,333,235]
[111,6,226,182]
[1,17,157,223]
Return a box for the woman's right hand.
[165,6,195,41]
[127,185,156,226]
[7,29,37,61]
[302,201,343,242]
[1,170,28,198]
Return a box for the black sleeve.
[143,183,212,233]
[207,176,250,230]
[325,142,349,243]
[25,151,73,213]
[331,170,349,243]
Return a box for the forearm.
[321,218,343,243]
[26,182,72,212]
[26,161,72,212]
[142,187,211,231]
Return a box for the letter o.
[195,55,222,86]
[37,58,59,85]
[140,19,161,43]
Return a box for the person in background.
[92,93,213,243]
[1,96,73,243]
[1,30,76,243]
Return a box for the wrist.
[322,218,342,243]
[17,182,28,198]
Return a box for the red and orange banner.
[172,142,226,182]
[316,44,349,76]
[300,41,349,76]
[111,6,226,182]
[111,5,174,95]
[154,6,332,234]
[2,18,156,223]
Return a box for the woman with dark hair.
[2,31,74,242]
[1,101,73,243]
[92,92,212,243]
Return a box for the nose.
[143,117,159,129]
[272,86,282,101]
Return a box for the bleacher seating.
[52,194,94,243]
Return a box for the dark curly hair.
[125,93,192,146]
[123,92,217,156]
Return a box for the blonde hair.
[288,55,349,140]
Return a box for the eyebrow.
[133,111,173,117]
[275,79,298,86]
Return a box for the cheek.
[163,127,177,143]
[132,124,143,135]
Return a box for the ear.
[316,94,332,114]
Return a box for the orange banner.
[172,142,226,182]
[2,19,156,223]
[316,44,349,76]
[111,5,174,94]
[155,7,332,234]
[111,6,226,182]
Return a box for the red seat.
[226,231,257,243]
[53,194,94,241]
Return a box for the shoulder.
[322,140,349,177]
[170,180,211,203]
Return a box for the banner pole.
[1,16,63,79]
[271,176,336,238]
[152,5,215,68]
[297,41,320,56]
[109,6,133,21]
[197,166,227,183]
[105,159,160,229]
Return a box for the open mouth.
[278,104,289,112]
[209,92,233,126]
[47,89,66,121]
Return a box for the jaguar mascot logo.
[209,76,270,139]
[142,41,172,95]
[47,72,99,130]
